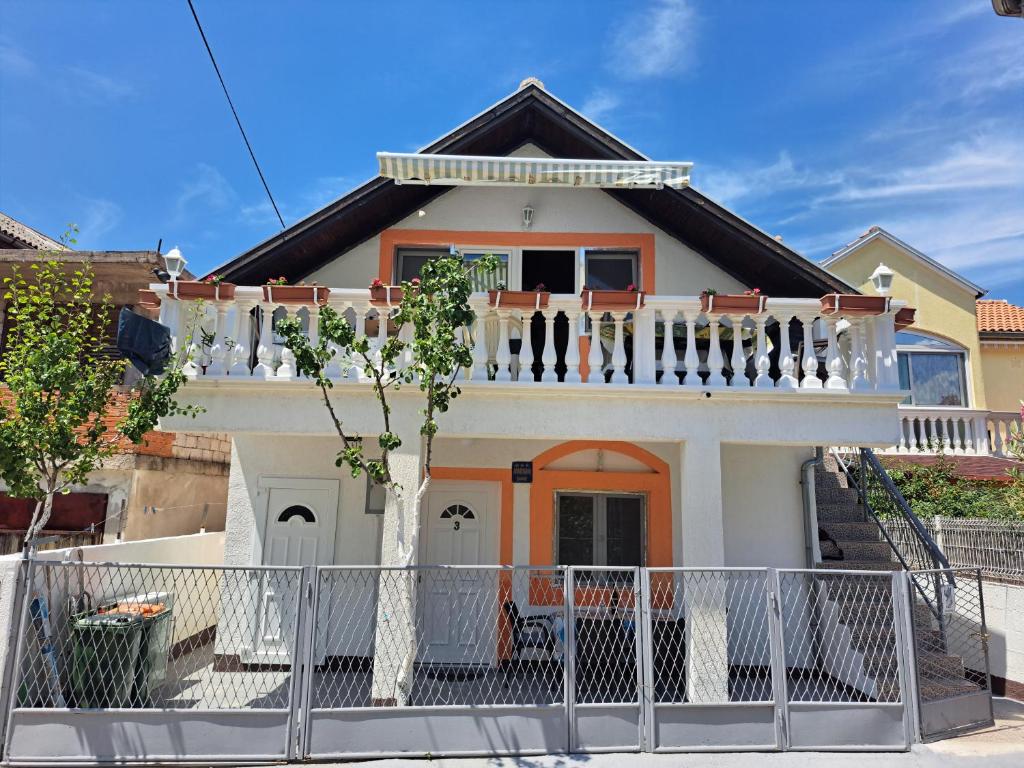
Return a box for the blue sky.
[1,1,1021,302]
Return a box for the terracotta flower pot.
[581,289,645,311]
[137,289,161,308]
[262,285,330,305]
[170,281,236,301]
[700,293,766,314]
[488,289,550,309]
[370,285,417,305]
[895,306,916,330]
[819,293,890,316]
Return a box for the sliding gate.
[3,563,918,763]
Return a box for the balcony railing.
[885,407,1022,457]
[154,286,906,396]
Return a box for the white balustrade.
[148,287,910,401]
[887,408,996,455]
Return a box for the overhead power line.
[186,0,286,230]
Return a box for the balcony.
[887,407,1022,458]
[148,285,916,447]
[153,286,905,395]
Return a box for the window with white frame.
[896,331,969,407]
[395,247,508,290]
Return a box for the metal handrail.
[829,448,954,624]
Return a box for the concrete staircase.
[812,454,982,703]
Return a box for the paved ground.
[317,699,1024,768]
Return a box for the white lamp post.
[163,247,187,282]
[870,262,894,296]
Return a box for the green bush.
[879,454,1023,521]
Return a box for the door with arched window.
[420,482,498,664]
[256,479,339,662]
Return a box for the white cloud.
[697,151,843,206]
[66,66,134,103]
[300,175,351,212]
[173,164,236,224]
[609,0,697,80]
[74,197,123,247]
[0,39,34,76]
[581,88,622,122]
[814,134,1024,205]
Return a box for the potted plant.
[488,282,551,309]
[700,287,766,314]
[819,293,890,316]
[262,277,330,305]
[170,274,236,301]
[581,283,645,311]
[369,277,410,305]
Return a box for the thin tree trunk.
[24,493,54,547]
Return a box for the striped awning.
[377,152,691,189]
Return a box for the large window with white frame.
[394,246,509,290]
[896,331,969,407]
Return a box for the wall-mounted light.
[163,247,187,281]
[870,262,894,296]
[417,209,426,218]
[522,203,535,230]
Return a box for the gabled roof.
[977,299,1024,338]
[0,211,66,251]
[212,82,852,297]
[822,226,986,298]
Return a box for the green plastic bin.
[71,612,143,708]
[133,607,174,705]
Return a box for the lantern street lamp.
[163,247,187,282]
[870,262,894,296]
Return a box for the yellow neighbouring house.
[824,226,1023,465]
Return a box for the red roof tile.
[977,299,1024,334]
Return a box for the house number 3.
[453,520,461,531]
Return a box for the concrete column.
[679,438,729,702]
[371,440,423,706]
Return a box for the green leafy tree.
[277,252,498,565]
[0,231,197,546]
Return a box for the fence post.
[892,570,920,747]
[563,567,576,753]
[766,568,790,751]
[933,516,945,554]
[638,567,655,752]
[975,569,995,727]
[287,565,317,761]
[0,557,35,761]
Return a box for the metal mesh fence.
[910,568,990,704]
[778,571,903,704]
[309,566,566,708]
[647,569,773,704]
[11,562,302,710]
[569,568,641,705]
[914,519,1024,583]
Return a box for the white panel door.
[256,484,338,662]
[420,484,497,665]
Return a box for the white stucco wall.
[306,184,745,296]
[973,580,1024,689]
[721,444,811,568]
[224,435,381,572]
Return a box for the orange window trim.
[528,441,672,568]
[378,229,656,294]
